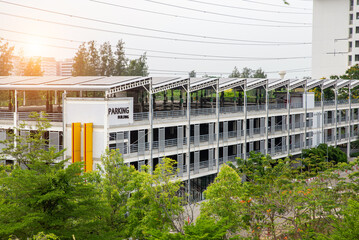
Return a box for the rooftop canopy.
[0,76,356,94]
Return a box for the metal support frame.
[348,80,352,157]
[304,79,308,149]
[14,90,18,148]
[215,81,220,172]
[148,80,154,174]
[186,82,191,202]
[287,84,290,155]
[265,81,269,155]
[335,85,338,147]
[62,90,67,161]
[243,85,247,160]
[320,80,326,143]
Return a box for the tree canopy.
[72,40,148,77]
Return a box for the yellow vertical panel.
[84,123,93,172]
[72,122,81,163]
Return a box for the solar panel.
[0,76,36,84]
[81,76,141,85]
[46,76,104,85]
[13,76,70,85]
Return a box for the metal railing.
[0,112,14,120]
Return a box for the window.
[356,26,359,33]
[355,55,359,61]
[349,55,353,61]
[350,41,353,52]
[356,41,359,47]
[356,12,359,19]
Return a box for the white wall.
[312,0,350,78]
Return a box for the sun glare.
[25,38,43,56]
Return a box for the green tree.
[252,68,267,78]
[72,42,88,76]
[201,165,244,237]
[97,149,137,237]
[0,114,105,239]
[189,70,196,78]
[114,40,128,76]
[229,66,240,78]
[127,158,187,239]
[99,41,115,76]
[24,57,43,76]
[87,40,100,76]
[322,199,359,240]
[241,67,254,78]
[302,143,347,168]
[0,40,14,76]
[127,53,148,76]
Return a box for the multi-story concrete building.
[312,0,351,78]
[10,56,58,76]
[40,57,57,76]
[0,76,358,200]
[56,58,74,76]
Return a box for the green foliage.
[188,70,196,78]
[0,112,63,168]
[326,199,359,240]
[114,40,127,76]
[127,157,187,238]
[0,40,14,76]
[97,149,137,237]
[72,40,148,76]
[229,66,267,78]
[302,144,347,169]
[24,57,43,76]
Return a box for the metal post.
[348,80,352,157]
[243,85,247,160]
[14,90,18,148]
[320,80,326,143]
[23,91,25,106]
[335,84,338,147]
[287,82,290,155]
[265,81,269,155]
[54,90,57,105]
[62,91,67,161]
[304,79,308,149]
[186,82,191,202]
[149,79,154,174]
[215,80,220,172]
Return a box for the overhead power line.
[149,67,312,75]
[90,0,310,19]
[0,0,310,44]
[2,37,311,61]
[186,0,312,14]
[240,0,312,10]
[0,12,312,46]
[0,28,311,60]
[142,0,311,25]
[88,0,311,28]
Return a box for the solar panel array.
[0,76,352,93]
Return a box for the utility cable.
[0,12,311,46]
[1,36,311,61]
[186,0,312,14]
[0,0,310,44]
[142,0,311,25]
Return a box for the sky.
[0,0,313,78]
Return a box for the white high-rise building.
[57,58,74,76]
[312,0,351,78]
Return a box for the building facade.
[312,0,351,78]
[56,58,74,76]
[0,76,358,200]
